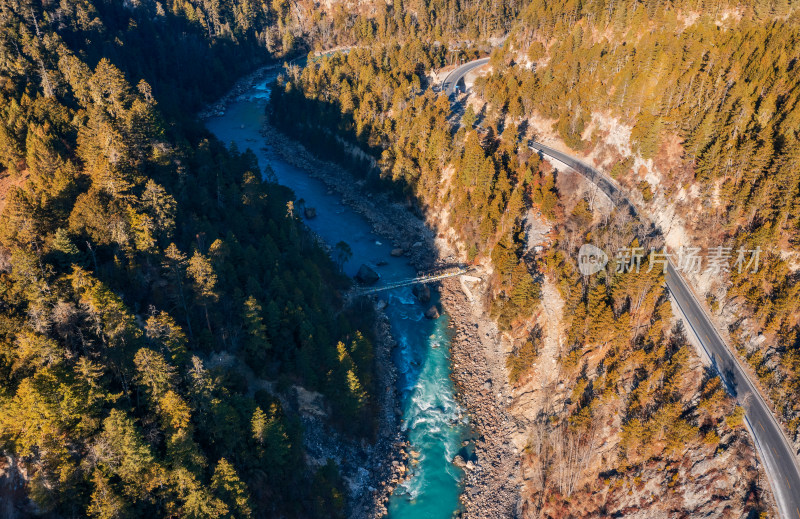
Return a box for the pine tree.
[134,348,177,400]
[145,311,189,366]
[462,104,477,128]
[242,296,270,366]
[187,251,219,334]
[87,470,130,519]
[211,459,253,519]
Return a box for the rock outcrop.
[424,305,440,319]
[356,264,380,285]
[412,283,431,303]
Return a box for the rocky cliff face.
[502,232,771,518]
[521,106,800,456]
[511,322,767,518]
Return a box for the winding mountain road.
[531,139,800,519]
[450,60,800,519]
[441,57,490,96]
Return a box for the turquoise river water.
[205,72,468,518]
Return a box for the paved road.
[665,262,800,519]
[530,126,800,519]
[444,59,800,519]
[528,142,638,217]
[442,57,490,96]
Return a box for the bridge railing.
[350,266,474,296]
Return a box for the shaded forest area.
[0,0,379,517]
[270,45,546,326]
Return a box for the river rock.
[391,248,405,257]
[425,305,440,319]
[412,283,431,303]
[304,207,317,219]
[356,264,380,285]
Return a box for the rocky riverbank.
[302,305,411,519]
[198,64,280,120]
[259,115,522,516]
[260,123,438,269]
[440,276,521,518]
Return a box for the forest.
[469,0,800,436]
[0,0,379,516]
[523,211,765,516]
[1,0,798,515]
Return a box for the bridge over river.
[352,266,478,296]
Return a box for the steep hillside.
[471,3,800,448]
[0,1,381,516]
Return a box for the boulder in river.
[412,283,431,303]
[391,248,405,257]
[424,305,440,319]
[356,264,380,285]
[304,207,317,219]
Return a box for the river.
[205,71,468,518]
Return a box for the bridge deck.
[353,267,474,295]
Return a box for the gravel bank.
[441,277,521,518]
